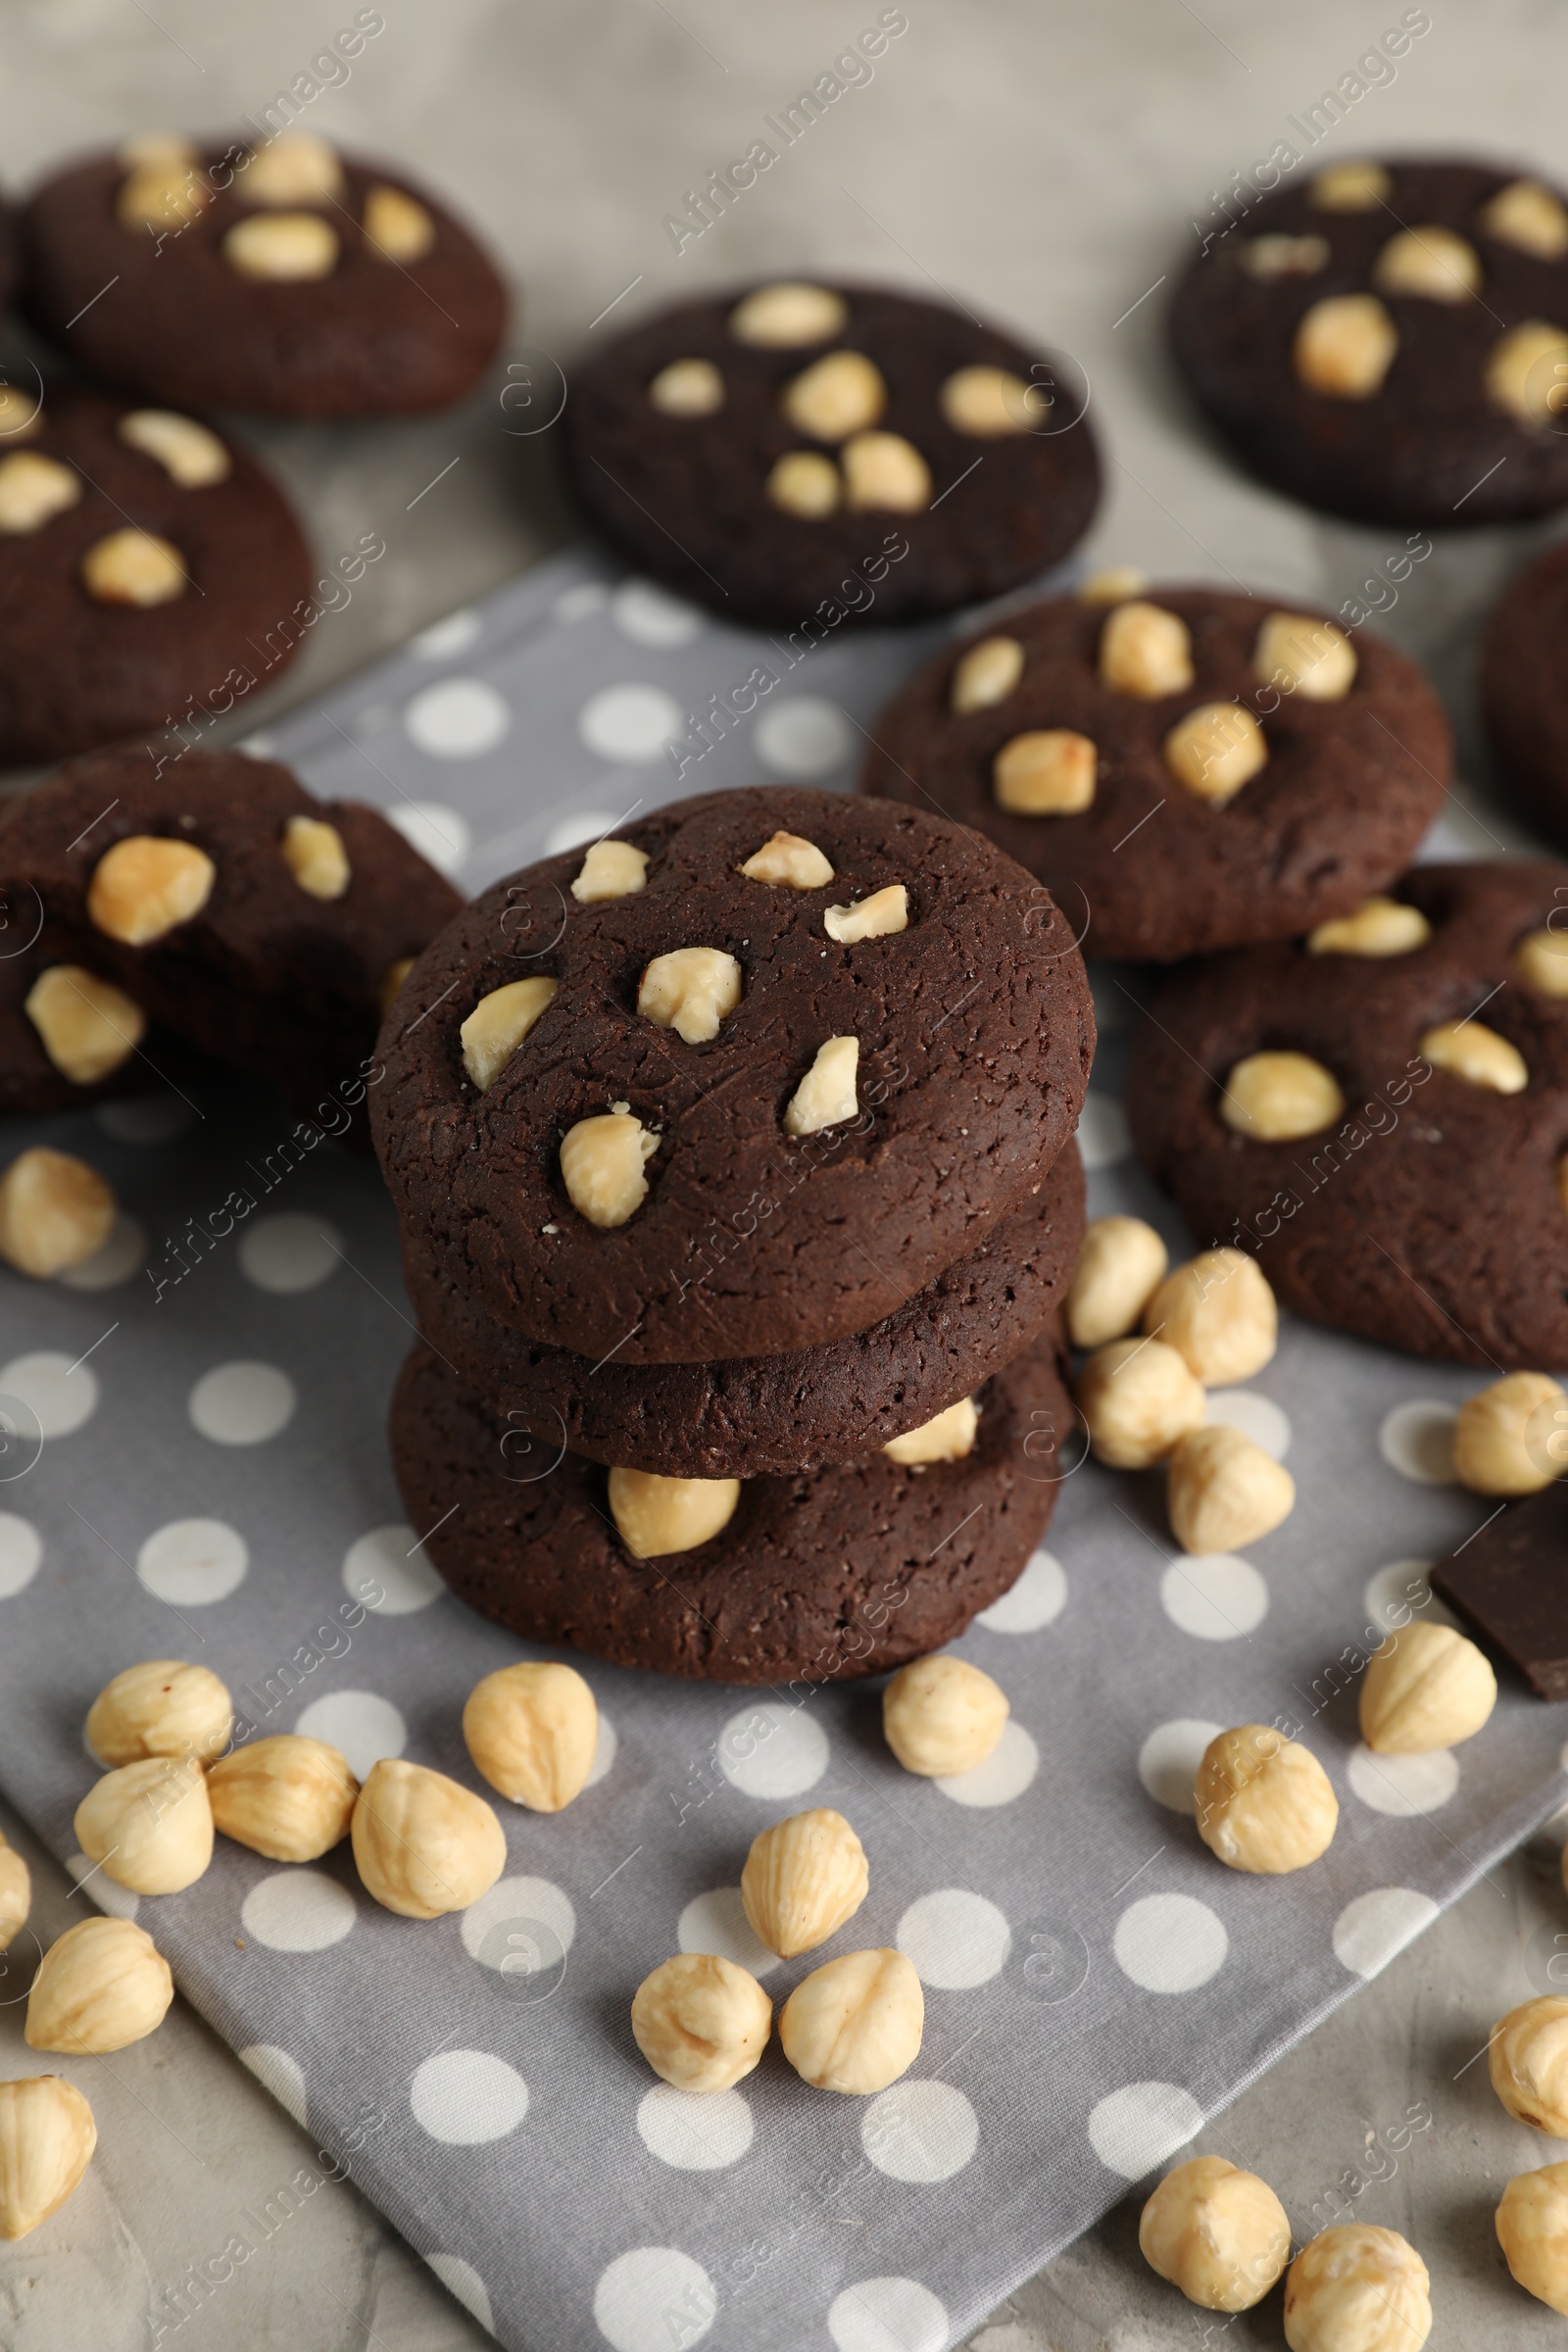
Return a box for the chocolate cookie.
[0,747,462,1121]
[1480,540,1568,848]
[22,130,505,417]
[562,277,1100,626]
[391,1325,1072,1685]
[859,584,1450,961]
[1170,155,1568,524]
[0,383,311,763]
[372,786,1095,1365]
[1125,859,1568,1367]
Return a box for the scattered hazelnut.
[117,161,211,229]
[1139,2155,1291,2312]
[1309,159,1393,210]
[939,365,1043,435]
[1453,1370,1567,1495]
[1419,1017,1527,1093]
[463,1661,599,1811]
[739,830,834,888]
[1100,602,1195,698]
[883,1396,978,1466]
[380,956,416,1018]
[85,1658,232,1767]
[784,1035,859,1136]
[638,946,743,1043]
[1163,703,1268,804]
[80,527,187,607]
[460,977,558,1091]
[1242,232,1330,279]
[1496,2161,1568,2313]
[951,634,1025,711]
[0,2077,97,2241]
[223,212,340,282]
[571,837,648,902]
[239,130,344,205]
[25,1917,172,2055]
[1482,178,1568,260]
[363,183,436,263]
[1491,1996,1568,2137]
[0,1149,116,1280]
[1078,566,1150,605]
[1308,897,1431,956]
[208,1735,360,1861]
[88,835,215,946]
[729,281,848,348]
[1220,1051,1346,1142]
[883,1655,1007,1777]
[118,409,230,488]
[0,386,42,441]
[74,1755,214,1894]
[1075,1336,1205,1469]
[649,358,725,416]
[841,429,931,512]
[741,1808,868,1957]
[766,450,841,515]
[1143,1248,1277,1383]
[1253,611,1357,701]
[1168,1426,1296,1555]
[1066,1216,1169,1349]
[1294,295,1398,399]
[280,813,350,901]
[1195,1724,1339,1876]
[0,451,80,535]
[1372,225,1482,302]
[607,1467,741,1559]
[779,1948,923,2094]
[631,1953,771,2093]
[782,349,887,441]
[1516,927,1568,997]
[1282,2224,1431,2352]
[0,1836,30,1951]
[1359,1622,1496,1754]
[994,728,1097,814]
[351,1757,506,1920]
[560,1107,659,1227]
[824,885,908,942]
[1485,321,1568,423]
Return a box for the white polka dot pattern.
[676,1886,780,1978]
[136,1518,248,1605]
[861,2082,979,2182]
[0,1513,40,1598]
[934,1720,1039,1808]
[1348,1744,1459,1816]
[1138,1720,1224,1816]
[1113,1893,1228,1992]
[405,677,511,758]
[896,1889,1011,1987]
[975,1547,1066,1632]
[426,2254,494,2330]
[1159,1552,1268,1641]
[0,1352,96,1438]
[410,2050,528,2144]
[237,1214,342,1295]
[1332,1887,1440,1978]
[239,2042,308,2127]
[342,1525,444,1614]
[636,2084,753,2170]
[754,696,853,777]
[188,1360,296,1446]
[1087,2081,1204,2179]
[241,1869,356,1952]
[827,2277,950,2352]
[1379,1399,1458,1484]
[292,1691,406,1780]
[578,682,683,762]
[593,2249,716,2352]
[715,1704,829,1798]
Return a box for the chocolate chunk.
[1432,1483,1568,1699]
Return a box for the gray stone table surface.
[3,0,1568,2346]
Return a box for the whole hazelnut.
[0,2077,97,2241]
[351,1758,506,1920]
[1143,1248,1277,1384]
[1139,2154,1291,2311]
[85,1658,232,1767]
[208,1736,359,1862]
[1075,1336,1205,1470]
[25,1916,173,2055]
[1452,1371,1567,1495]
[463,1661,599,1812]
[779,1948,923,2094]
[1282,2224,1431,2352]
[0,1837,29,1951]
[74,1756,214,1894]
[741,1808,869,1958]
[1195,1725,1339,1876]
[1358,1622,1496,1754]
[883,1655,1007,1777]
[1065,1215,1169,1349]
[1167,1425,1296,1554]
[631,1953,771,2093]
[1490,1996,1568,2137]
[1496,2160,1568,2315]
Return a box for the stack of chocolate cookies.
[373,786,1095,1687]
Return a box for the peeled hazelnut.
[351,1757,506,1920]
[1220,1051,1345,1142]
[649,358,725,416]
[240,129,345,205]
[0,452,80,534]
[363,183,436,262]
[994,729,1097,814]
[607,1467,741,1559]
[571,837,648,902]
[1309,159,1393,210]
[729,281,847,347]
[951,634,1025,711]
[80,528,186,608]
[85,1659,232,1767]
[1075,1337,1205,1470]
[883,1396,978,1466]
[782,349,887,441]
[824,885,907,942]
[779,1948,923,2094]
[1496,2161,1568,2314]
[0,1149,116,1279]
[460,977,557,1091]
[560,1107,659,1227]
[1066,1216,1169,1349]
[280,813,350,901]
[1309,897,1431,956]
[842,429,931,512]
[1163,703,1268,804]
[631,1953,771,2093]
[1100,602,1195,698]
[1143,1248,1277,1383]
[1195,1724,1339,1876]
[1485,321,1568,423]
[88,835,215,946]
[0,386,42,441]
[1139,2155,1291,2312]
[1359,1622,1496,1753]
[1372,225,1482,302]
[0,1838,30,1951]
[223,212,340,282]
[741,1807,868,1957]
[1419,1017,1526,1094]
[1483,178,1568,260]
[118,410,230,488]
[1253,611,1356,701]
[740,830,834,888]
[1242,232,1330,279]
[463,1661,599,1811]
[74,1755,214,1894]
[767,450,840,516]
[784,1035,858,1136]
[883,1655,1007,1777]
[1453,1370,1567,1495]
[208,1735,359,1861]
[1168,1426,1295,1555]
[1294,294,1398,398]
[638,946,743,1043]
[1492,1997,1568,2137]
[0,2077,97,2241]
[117,161,211,229]
[940,365,1043,435]
[1283,2225,1431,2352]
[25,1917,172,2055]
[1515,928,1568,996]
[1078,566,1150,605]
